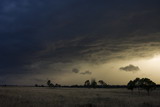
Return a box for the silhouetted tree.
[49,83,54,87]
[41,85,44,87]
[90,78,97,88]
[139,78,156,95]
[127,80,135,93]
[35,84,38,87]
[98,80,107,88]
[133,78,140,87]
[133,78,141,94]
[55,84,61,87]
[47,80,51,86]
[47,80,54,87]
[84,80,90,88]
[127,77,156,95]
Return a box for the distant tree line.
[34,80,61,88]
[35,84,44,87]
[42,79,108,88]
[34,77,158,95]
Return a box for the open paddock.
[0,87,160,107]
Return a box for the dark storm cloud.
[0,0,160,84]
[80,71,92,75]
[120,65,140,72]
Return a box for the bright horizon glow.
[90,55,160,85]
[126,55,160,84]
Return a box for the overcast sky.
[0,0,160,85]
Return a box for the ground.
[0,87,160,107]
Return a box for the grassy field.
[0,87,160,107]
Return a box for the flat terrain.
[0,87,160,107]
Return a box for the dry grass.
[0,87,160,107]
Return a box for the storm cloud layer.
[0,0,160,84]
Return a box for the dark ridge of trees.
[107,85,126,88]
[127,78,156,95]
[69,85,126,88]
[35,84,44,87]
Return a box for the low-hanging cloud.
[72,68,79,73]
[119,64,140,72]
[80,71,92,75]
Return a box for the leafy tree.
[98,80,107,88]
[47,80,51,86]
[133,78,141,93]
[127,80,135,93]
[133,78,140,87]
[139,78,156,95]
[84,80,90,88]
[90,78,97,88]
[47,80,54,87]
[55,84,61,87]
[35,84,38,87]
[127,78,156,95]
[49,83,54,87]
